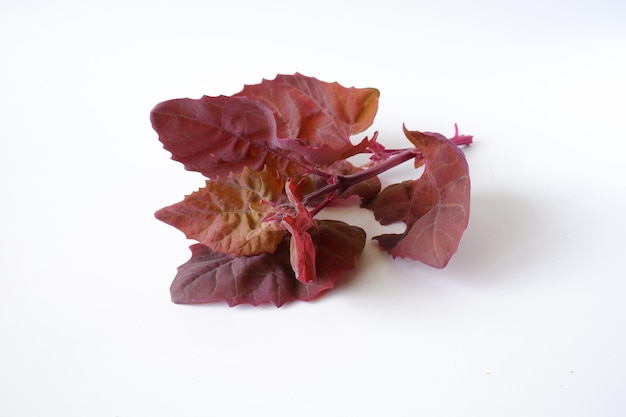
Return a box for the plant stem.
[450,123,473,146]
[308,190,338,217]
[303,147,420,206]
[450,134,473,147]
[303,129,472,209]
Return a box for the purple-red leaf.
[150,95,303,178]
[170,220,366,307]
[366,127,471,268]
[236,73,379,165]
[152,74,474,306]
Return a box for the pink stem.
[303,148,420,206]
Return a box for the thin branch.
[303,148,420,206]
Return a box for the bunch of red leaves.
[151,73,472,307]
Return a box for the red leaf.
[236,73,379,165]
[170,220,366,306]
[150,95,302,178]
[313,220,367,279]
[366,127,470,268]
[154,167,287,256]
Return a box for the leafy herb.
[151,73,472,306]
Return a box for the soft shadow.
[446,188,540,283]
[318,188,543,301]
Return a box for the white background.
[1,0,625,416]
